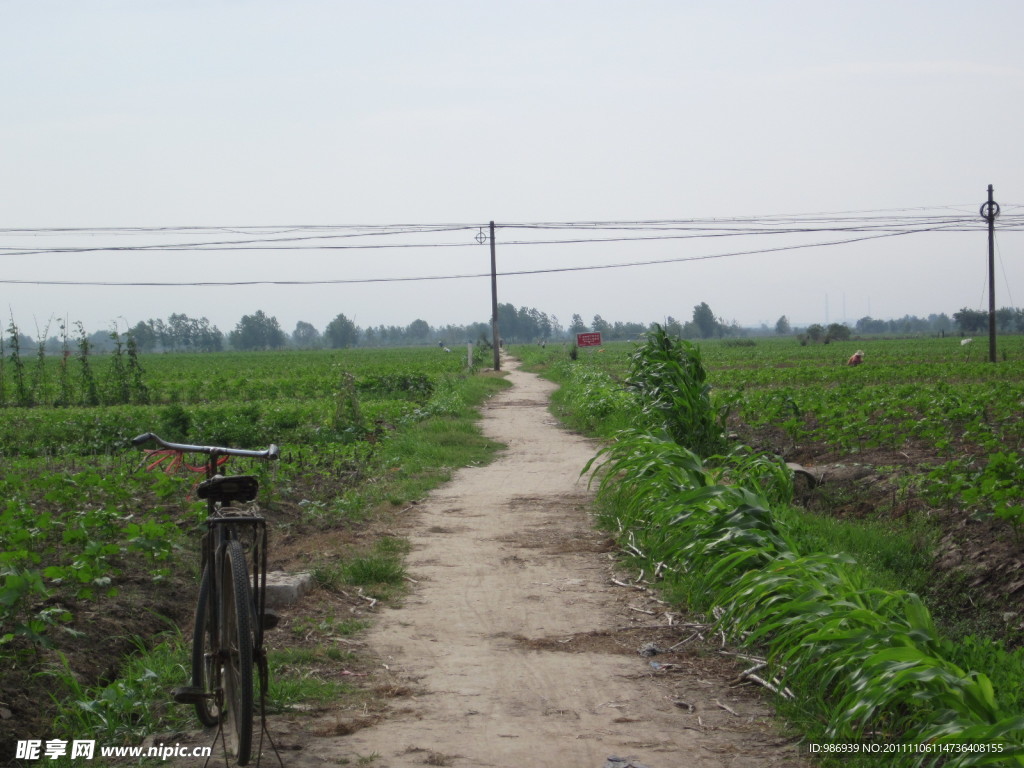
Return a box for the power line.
[1,220,1013,257]
[0,208,1020,286]
[0,229,930,287]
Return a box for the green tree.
[953,308,988,334]
[406,318,431,343]
[292,320,322,349]
[496,304,519,342]
[130,321,158,352]
[192,317,224,352]
[930,313,953,334]
[611,321,647,340]
[592,315,611,335]
[692,302,719,339]
[775,315,791,335]
[527,308,552,340]
[324,314,359,348]
[515,307,540,341]
[995,308,1019,333]
[806,323,825,343]
[168,313,195,350]
[145,315,222,351]
[568,314,587,336]
[663,316,683,337]
[229,310,286,350]
[826,323,851,342]
[856,316,888,335]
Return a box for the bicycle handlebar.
[131,432,280,461]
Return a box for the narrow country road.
[285,360,806,767]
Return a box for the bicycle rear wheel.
[220,539,255,765]
[190,564,220,727]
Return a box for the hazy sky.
[3,0,1023,337]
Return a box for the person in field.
[847,350,864,366]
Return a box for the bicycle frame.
[197,453,269,642]
[133,432,278,766]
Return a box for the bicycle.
[132,432,280,766]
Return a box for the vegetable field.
[516,333,1024,765]
[0,344,503,759]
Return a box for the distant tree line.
[11,302,1020,354]
[126,311,496,352]
[950,307,1024,334]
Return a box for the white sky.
[3,0,1023,336]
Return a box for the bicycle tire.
[221,539,255,765]
[190,564,220,728]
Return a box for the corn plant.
[625,324,726,457]
[585,344,1024,761]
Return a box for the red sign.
[576,332,602,347]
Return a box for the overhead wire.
[0,207,1020,287]
[0,229,968,287]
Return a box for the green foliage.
[708,445,795,507]
[8,318,31,406]
[338,555,405,588]
[0,465,180,651]
[313,539,408,601]
[266,650,354,711]
[549,363,639,437]
[0,344,511,755]
[229,309,287,350]
[924,452,1024,539]
[50,640,191,746]
[589,430,1024,754]
[324,313,359,349]
[960,452,1024,536]
[158,403,191,441]
[358,371,434,401]
[571,335,1024,758]
[333,370,367,440]
[75,322,100,407]
[625,324,726,457]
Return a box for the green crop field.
[515,332,1024,764]
[524,334,1024,459]
[6,331,1024,763]
[0,343,506,758]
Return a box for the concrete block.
[263,571,313,608]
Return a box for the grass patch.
[773,505,937,596]
[314,542,408,602]
[342,555,405,588]
[50,633,195,749]
[267,648,355,710]
[290,616,369,639]
[301,375,509,522]
[46,630,362,751]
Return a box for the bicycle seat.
[196,475,259,504]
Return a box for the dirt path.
[281,361,807,767]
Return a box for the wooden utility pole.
[981,185,1000,363]
[489,220,501,371]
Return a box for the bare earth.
[273,361,809,768]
